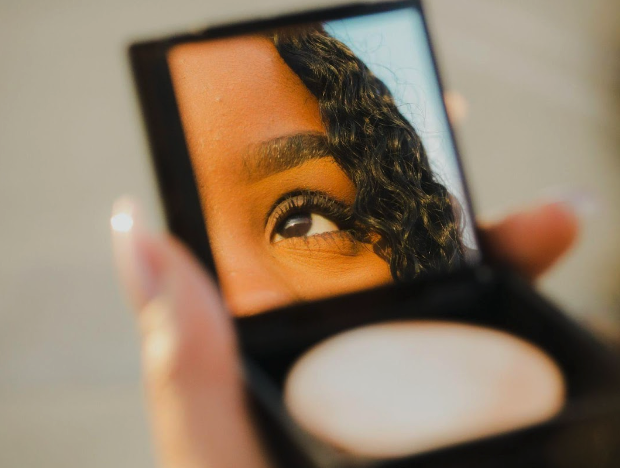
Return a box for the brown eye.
[278,213,313,238]
[273,212,339,242]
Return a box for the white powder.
[284,321,565,459]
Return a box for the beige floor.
[1,0,619,466]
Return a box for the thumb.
[479,199,581,280]
[111,197,270,468]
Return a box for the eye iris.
[279,213,312,238]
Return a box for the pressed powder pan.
[284,321,566,459]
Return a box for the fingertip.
[444,90,468,126]
[111,196,164,309]
[482,200,582,279]
[536,201,580,250]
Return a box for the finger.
[444,90,468,126]
[111,197,162,310]
[479,200,581,280]
[111,197,270,468]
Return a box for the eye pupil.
[279,213,312,238]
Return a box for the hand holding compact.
[111,196,578,468]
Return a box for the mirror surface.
[168,8,480,316]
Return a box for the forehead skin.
[168,35,325,178]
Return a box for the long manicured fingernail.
[111,196,161,308]
[541,188,601,219]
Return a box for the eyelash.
[267,190,356,242]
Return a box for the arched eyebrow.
[243,132,331,181]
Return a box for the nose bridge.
[216,254,299,317]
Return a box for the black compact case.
[129,1,620,466]
[242,268,620,468]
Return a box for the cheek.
[286,250,393,300]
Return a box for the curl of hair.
[267,25,464,281]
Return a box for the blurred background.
[1,0,619,466]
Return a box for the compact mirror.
[166,7,480,317]
[131,3,620,464]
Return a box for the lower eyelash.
[277,229,365,256]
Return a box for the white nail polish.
[542,188,601,219]
[111,196,159,307]
[111,211,134,233]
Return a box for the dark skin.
[168,37,392,316]
[112,35,580,468]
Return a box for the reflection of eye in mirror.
[167,10,479,316]
[269,191,351,243]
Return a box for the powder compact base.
[241,267,620,468]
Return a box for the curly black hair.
[266,25,464,282]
